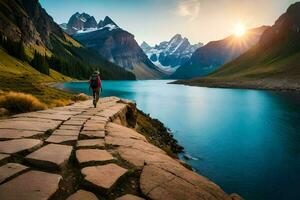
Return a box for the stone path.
[0,97,242,200]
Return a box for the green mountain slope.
[0,48,75,104]
[0,0,135,80]
[175,2,300,91]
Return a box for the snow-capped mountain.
[141,34,203,73]
[60,13,119,35]
[61,12,98,35]
[171,26,269,79]
[60,13,164,79]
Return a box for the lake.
[56,80,300,200]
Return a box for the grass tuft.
[72,93,90,102]
[50,99,73,107]
[0,91,47,114]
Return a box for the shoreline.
[171,78,300,93]
[51,82,184,157]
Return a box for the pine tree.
[31,51,50,75]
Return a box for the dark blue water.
[56,80,300,200]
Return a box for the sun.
[233,23,246,37]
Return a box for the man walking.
[89,71,102,108]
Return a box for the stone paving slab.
[83,124,105,131]
[25,144,73,169]
[80,130,105,138]
[76,149,114,164]
[77,139,105,148]
[85,121,106,126]
[63,120,86,126]
[140,164,231,200]
[14,112,72,121]
[115,194,145,200]
[107,123,147,141]
[117,147,172,168]
[0,120,61,132]
[46,135,78,144]
[0,154,9,161]
[0,129,43,139]
[66,190,99,200]
[105,137,165,154]
[0,163,29,183]
[7,117,55,123]
[71,116,92,120]
[81,164,127,192]
[52,129,80,136]
[97,110,118,119]
[89,116,110,122]
[37,110,81,115]
[0,170,61,200]
[59,125,82,131]
[0,139,43,154]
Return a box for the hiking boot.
[93,99,96,108]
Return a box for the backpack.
[90,75,99,88]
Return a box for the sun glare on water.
[234,23,246,37]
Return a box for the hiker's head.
[93,71,100,76]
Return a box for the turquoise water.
[57,80,300,200]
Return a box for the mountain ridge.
[171,26,269,79]
[61,12,164,79]
[141,34,202,74]
[174,2,300,91]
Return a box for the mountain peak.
[99,16,118,27]
[141,41,152,51]
[287,1,300,14]
[141,35,202,70]
[170,34,183,42]
[65,12,98,34]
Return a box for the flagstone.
[59,125,82,131]
[77,139,105,148]
[46,135,77,144]
[115,194,145,200]
[0,139,43,154]
[0,120,61,132]
[80,130,105,138]
[0,129,43,139]
[25,144,72,169]
[83,124,105,131]
[0,170,61,200]
[81,164,127,192]
[52,129,80,136]
[14,112,71,121]
[0,154,9,161]
[0,163,29,183]
[76,149,114,164]
[66,190,99,200]
[63,120,86,126]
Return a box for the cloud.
[177,0,201,20]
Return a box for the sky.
[40,0,298,45]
